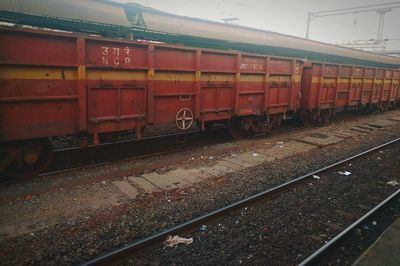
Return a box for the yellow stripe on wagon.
[200,73,235,82]
[154,72,194,81]
[86,70,146,80]
[310,77,393,84]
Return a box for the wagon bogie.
[0,138,53,179]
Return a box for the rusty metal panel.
[154,47,196,70]
[0,30,77,66]
[87,86,146,132]
[0,29,80,141]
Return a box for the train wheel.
[1,138,53,179]
[228,116,250,140]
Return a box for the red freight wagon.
[0,27,302,177]
[300,62,400,123]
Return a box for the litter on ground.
[386,180,399,186]
[313,175,320,180]
[163,235,193,248]
[338,171,351,176]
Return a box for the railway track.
[82,137,400,266]
[41,121,304,177]
[299,189,400,265]
[38,112,391,178]
[41,129,227,177]
[41,111,385,177]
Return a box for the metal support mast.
[377,8,391,43]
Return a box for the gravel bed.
[319,195,400,265]
[131,142,400,265]
[0,119,398,265]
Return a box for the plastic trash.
[164,235,193,248]
[362,224,370,230]
[386,180,399,186]
[277,141,284,145]
[252,153,259,157]
[372,221,377,226]
[200,225,207,231]
[338,171,351,176]
[313,175,320,180]
[262,225,269,233]
[241,206,248,215]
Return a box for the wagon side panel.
[85,39,148,137]
[0,30,80,141]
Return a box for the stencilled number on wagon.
[101,46,133,66]
[240,63,263,71]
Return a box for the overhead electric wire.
[222,0,400,41]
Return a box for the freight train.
[1,2,400,179]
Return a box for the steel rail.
[82,137,400,266]
[299,188,400,266]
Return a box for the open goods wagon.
[0,27,302,178]
[300,63,400,123]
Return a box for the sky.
[115,0,400,51]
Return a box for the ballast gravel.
[131,142,400,265]
[0,119,399,265]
